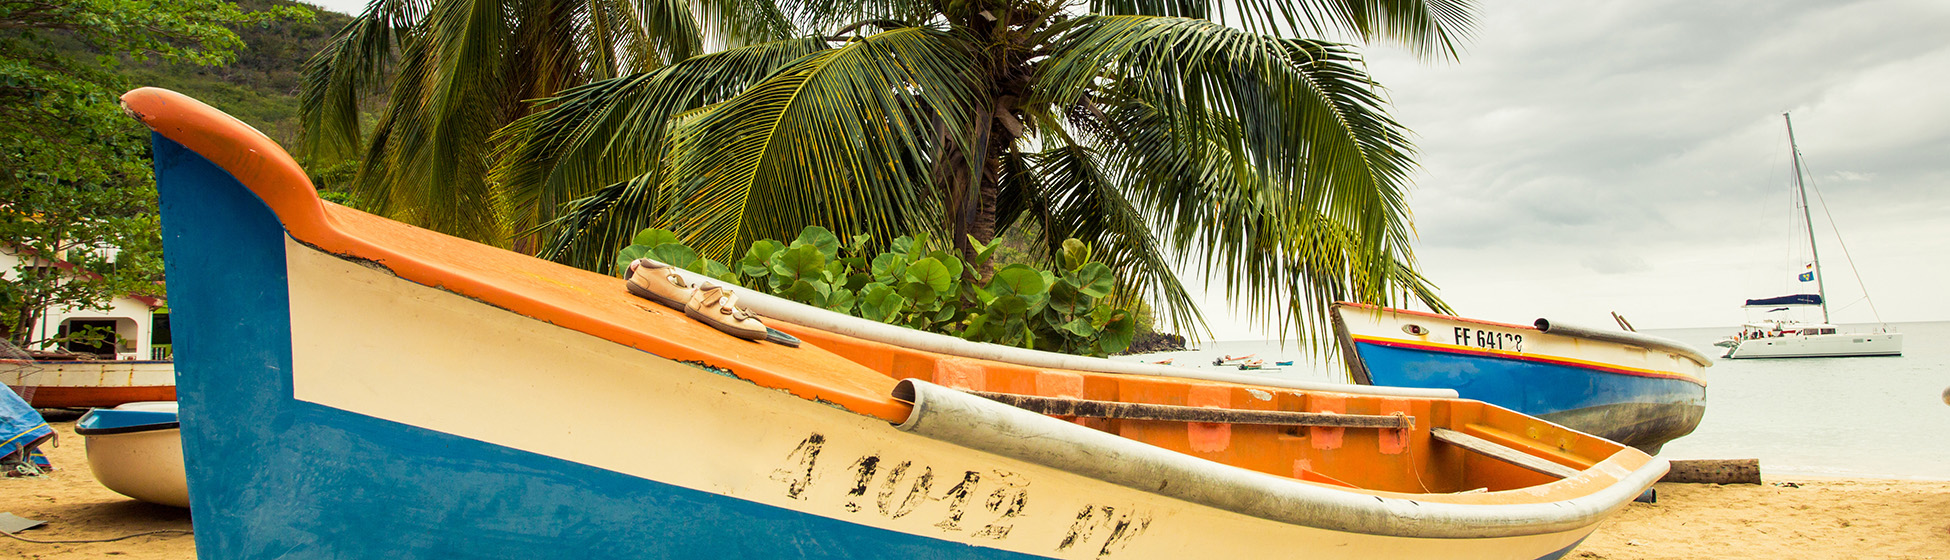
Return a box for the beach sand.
[1,419,194,559]
[4,419,1947,559]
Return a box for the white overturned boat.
[75,401,189,508]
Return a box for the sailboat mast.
[1783,113,1830,323]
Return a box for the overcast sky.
[305,0,1950,336]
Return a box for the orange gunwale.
[123,87,913,423]
[1337,302,1540,332]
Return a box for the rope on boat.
[964,391,1415,429]
[0,528,191,544]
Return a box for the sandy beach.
[3,420,1946,559]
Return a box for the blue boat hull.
[1350,341,1705,453]
[155,135,1053,559]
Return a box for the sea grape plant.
[616,226,1138,356]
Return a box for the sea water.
[1114,321,1950,480]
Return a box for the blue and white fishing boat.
[129,87,1667,560]
[1334,303,1712,454]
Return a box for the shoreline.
[5,420,1946,559]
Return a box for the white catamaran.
[1718,114,1902,359]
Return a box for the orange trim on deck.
[121,87,911,423]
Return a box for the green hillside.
[115,0,355,149]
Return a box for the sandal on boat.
[685,284,768,341]
[625,258,694,310]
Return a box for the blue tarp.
[1,386,53,468]
[1744,294,1823,307]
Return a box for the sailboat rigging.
[1716,113,1902,359]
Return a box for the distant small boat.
[1274,361,1294,367]
[1235,360,1282,371]
[128,87,1670,560]
[1149,358,1173,365]
[75,401,187,507]
[1210,353,1255,366]
[1334,303,1712,454]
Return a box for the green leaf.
[989,294,1030,315]
[1061,238,1090,270]
[633,228,682,248]
[858,283,907,323]
[740,240,785,277]
[782,279,824,305]
[616,245,651,277]
[889,235,916,257]
[793,226,841,260]
[1070,262,1115,298]
[1099,313,1137,354]
[649,243,700,270]
[771,244,826,280]
[904,257,953,295]
[965,235,999,268]
[870,252,908,284]
[825,288,857,313]
[1059,317,1096,338]
[925,250,965,282]
[989,264,1047,297]
[697,258,740,285]
[898,281,938,307]
[1047,282,1084,315]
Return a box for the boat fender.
[1533,319,1716,367]
[893,378,1670,539]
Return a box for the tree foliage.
[624,226,1141,356]
[494,0,1468,351]
[0,0,304,348]
[298,0,794,246]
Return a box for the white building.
[0,245,167,361]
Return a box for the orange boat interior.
[123,87,1639,503]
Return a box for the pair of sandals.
[625,258,799,347]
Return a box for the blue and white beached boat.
[75,401,188,507]
[129,87,1669,560]
[1334,303,1712,454]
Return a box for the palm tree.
[299,0,793,244]
[508,0,1469,343]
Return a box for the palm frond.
[1023,143,1209,335]
[1086,0,1473,58]
[492,36,832,269]
[298,0,430,161]
[654,26,981,261]
[1036,15,1444,348]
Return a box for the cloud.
[1331,0,1950,328]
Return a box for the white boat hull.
[78,402,189,508]
[1724,332,1903,359]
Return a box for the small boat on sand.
[127,87,1665,560]
[1210,354,1255,366]
[75,401,187,507]
[1333,303,1711,454]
